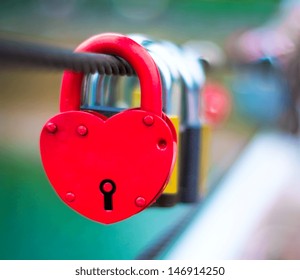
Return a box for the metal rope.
[0,38,135,76]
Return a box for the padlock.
[81,73,122,118]
[202,82,231,126]
[231,57,288,127]
[161,41,205,203]
[40,33,177,224]
[197,121,212,197]
[198,81,231,196]
[184,47,209,202]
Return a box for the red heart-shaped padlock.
[40,33,177,224]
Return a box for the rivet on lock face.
[77,125,88,136]
[65,192,76,202]
[135,197,146,207]
[143,115,154,126]
[46,122,57,133]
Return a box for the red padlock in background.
[40,33,177,224]
[202,82,231,126]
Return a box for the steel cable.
[0,38,135,76]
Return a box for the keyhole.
[99,179,116,210]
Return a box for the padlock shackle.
[161,41,205,126]
[125,34,181,115]
[143,41,182,116]
[129,35,170,114]
[60,33,162,117]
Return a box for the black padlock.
[161,41,205,203]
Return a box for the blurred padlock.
[231,57,288,127]
[82,74,123,117]
[202,82,231,126]
[183,46,207,202]
[198,121,212,197]
[40,33,177,224]
[161,41,206,203]
[182,40,231,198]
[198,81,231,196]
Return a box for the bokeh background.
[1,0,300,260]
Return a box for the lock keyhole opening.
[99,179,116,211]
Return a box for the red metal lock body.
[40,33,177,224]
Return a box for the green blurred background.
[0,0,280,44]
[0,0,281,259]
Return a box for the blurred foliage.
[0,0,281,44]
